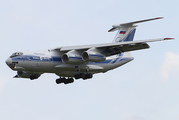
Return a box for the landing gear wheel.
[87,73,93,78]
[82,74,88,80]
[74,74,80,79]
[82,73,93,80]
[56,78,74,84]
[64,78,74,84]
[56,78,63,84]
[74,73,93,80]
[30,74,39,80]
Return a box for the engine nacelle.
[62,50,84,64]
[82,48,106,62]
[17,71,40,80]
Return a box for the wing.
[52,38,174,57]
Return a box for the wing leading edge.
[53,38,174,56]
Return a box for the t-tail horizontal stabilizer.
[108,17,163,32]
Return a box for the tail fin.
[108,17,163,43]
[112,26,136,43]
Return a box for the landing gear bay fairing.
[6,17,174,84]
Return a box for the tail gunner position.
[6,17,174,84]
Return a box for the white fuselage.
[6,50,134,77]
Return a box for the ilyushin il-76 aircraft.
[6,17,174,84]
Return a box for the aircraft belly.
[54,64,104,77]
[55,64,103,71]
[18,61,58,73]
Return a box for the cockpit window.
[10,52,23,58]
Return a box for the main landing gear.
[56,68,93,84]
[74,73,93,80]
[30,74,39,80]
[56,78,74,84]
[56,73,93,85]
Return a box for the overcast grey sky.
[0,0,179,120]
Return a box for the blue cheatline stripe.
[12,55,40,61]
[51,56,62,62]
[111,57,121,64]
[118,58,132,62]
[11,54,130,65]
[111,53,123,64]
[12,55,62,62]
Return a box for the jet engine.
[17,71,40,80]
[82,48,106,62]
[62,50,84,64]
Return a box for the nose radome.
[6,58,12,65]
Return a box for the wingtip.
[164,38,175,40]
[156,17,164,19]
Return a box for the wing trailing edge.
[53,38,174,52]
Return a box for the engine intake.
[62,50,84,64]
[82,50,106,62]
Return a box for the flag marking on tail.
[119,31,126,34]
